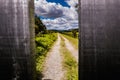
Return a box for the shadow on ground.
[36,71,44,80]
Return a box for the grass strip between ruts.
[60,36,78,80]
[61,34,78,50]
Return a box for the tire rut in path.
[61,35,78,62]
[42,34,64,80]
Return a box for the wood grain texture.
[80,0,120,80]
[0,0,35,80]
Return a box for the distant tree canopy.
[35,16,46,34]
[72,30,77,38]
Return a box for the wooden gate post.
[0,0,35,80]
[80,0,120,80]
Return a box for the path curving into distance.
[42,34,64,80]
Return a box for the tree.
[35,16,47,34]
[72,30,77,38]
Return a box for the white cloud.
[35,0,64,18]
[35,0,78,30]
[42,17,78,30]
[65,0,78,7]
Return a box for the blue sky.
[46,0,70,7]
[35,0,78,30]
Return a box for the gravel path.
[61,36,78,62]
[42,34,64,80]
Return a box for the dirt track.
[42,34,64,80]
[42,34,78,80]
[61,36,78,62]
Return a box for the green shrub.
[36,46,45,56]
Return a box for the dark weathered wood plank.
[0,0,35,80]
[80,0,120,80]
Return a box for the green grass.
[61,33,78,49]
[60,36,78,80]
[35,33,57,75]
[61,32,79,38]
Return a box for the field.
[61,31,79,38]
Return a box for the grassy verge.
[35,33,57,79]
[61,32,78,38]
[61,34,78,49]
[60,36,78,80]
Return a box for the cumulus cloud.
[35,0,79,30]
[65,0,78,7]
[35,0,64,18]
[42,17,78,30]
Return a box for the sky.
[35,0,78,30]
